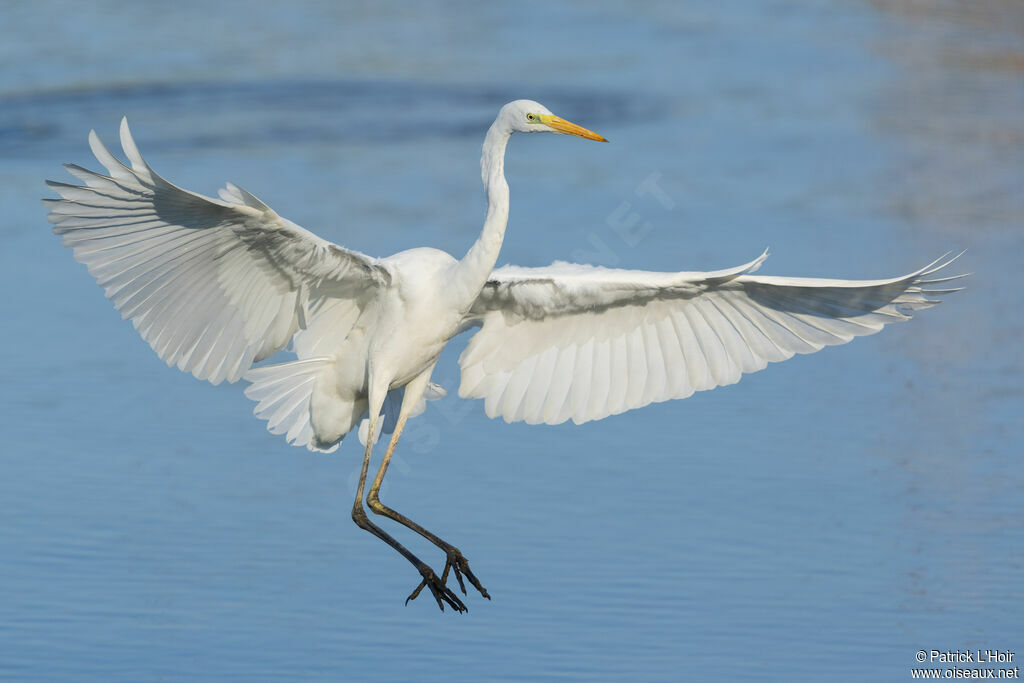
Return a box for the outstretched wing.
[46,118,390,385]
[459,251,964,425]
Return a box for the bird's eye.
[526,113,537,122]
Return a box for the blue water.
[2,2,1021,681]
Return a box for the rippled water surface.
[1,2,1021,681]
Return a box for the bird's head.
[500,99,607,142]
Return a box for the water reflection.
[871,0,1024,235]
[0,79,665,158]
[869,0,1024,656]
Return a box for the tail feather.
[244,358,337,453]
[246,360,448,452]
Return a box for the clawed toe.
[404,550,490,612]
[407,565,467,613]
[441,550,490,600]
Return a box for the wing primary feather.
[50,121,389,388]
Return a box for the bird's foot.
[438,548,491,601]
[406,563,467,613]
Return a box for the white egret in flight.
[46,99,963,612]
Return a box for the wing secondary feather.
[459,251,964,425]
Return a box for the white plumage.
[47,121,389,386]
[46,100,963,612]
[460,251,961,425]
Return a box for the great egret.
[46,99,963,613]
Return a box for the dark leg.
[351,415,467,613]
[367,411,490,603]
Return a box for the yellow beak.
[540,114,608,142]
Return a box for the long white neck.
[452,119,511,300]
